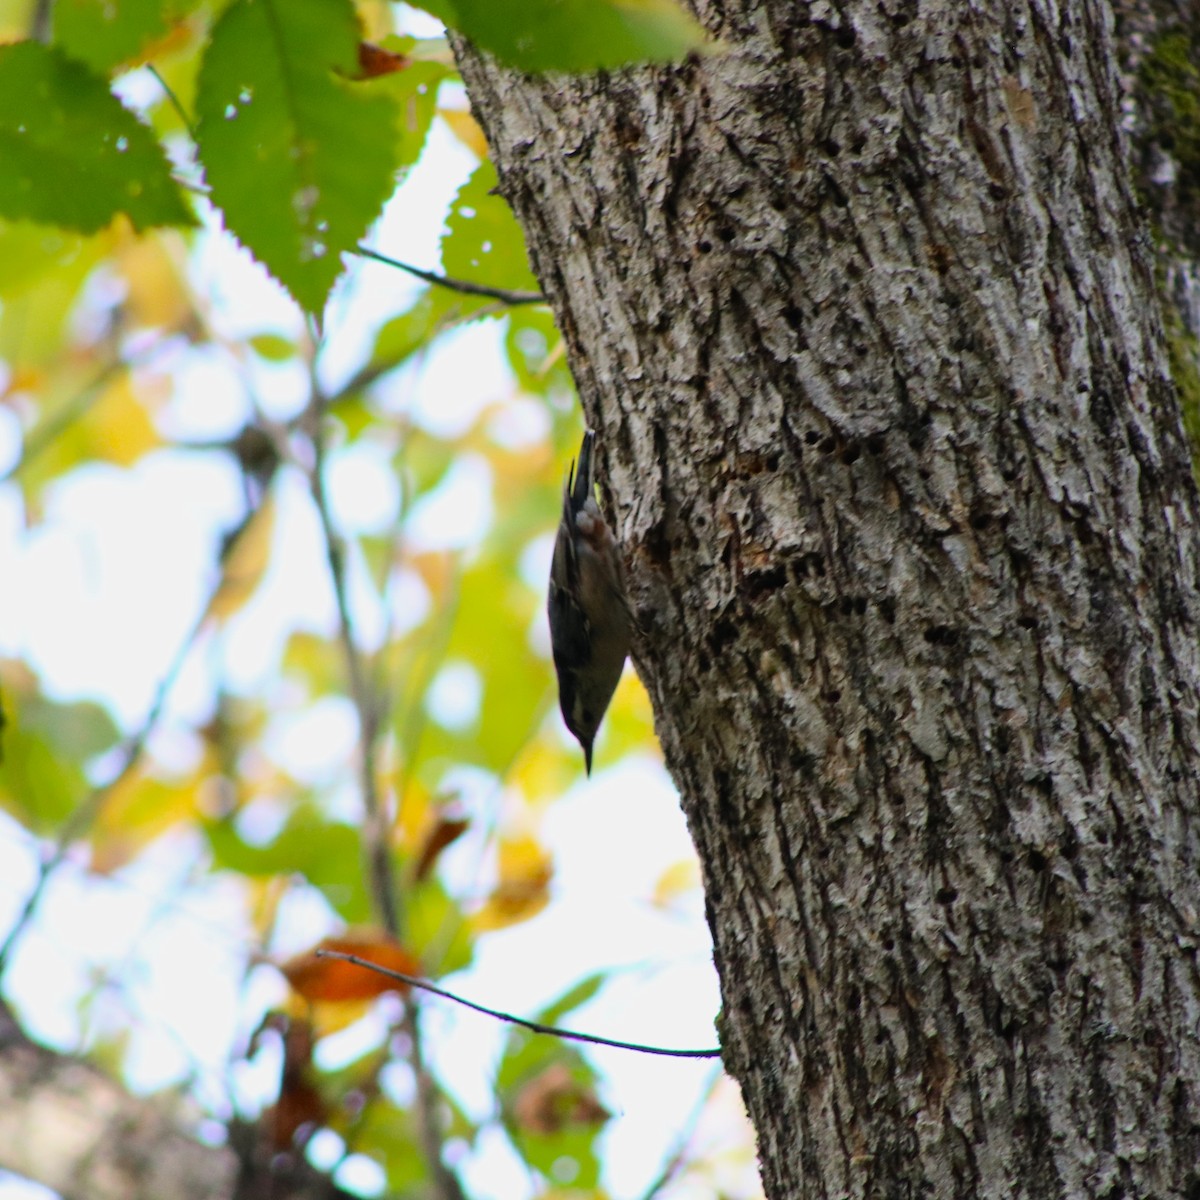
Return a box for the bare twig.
[354,245,545,306]
[29,0,51,41]
[318,952,724,1059]
[303,371,465,1200]
[0,589,211,973]
[637,1066,725,1200]
[2,362,124,485]
[304,379,397,937]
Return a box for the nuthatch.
[547,430,633,773]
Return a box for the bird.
[547,430,634,773]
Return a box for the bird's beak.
[584,740,593,776]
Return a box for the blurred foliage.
[0,2,733,1199]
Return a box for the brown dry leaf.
[267,1014,325,1150]
[471,834,553,933]
[413,814,470,882]
[279,931,421,1002]
[512,1063,610,1135]
[206,499,276,622]
[357,40,411,77]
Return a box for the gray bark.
[454,1,1200,1197]
[0,1002,345,1200]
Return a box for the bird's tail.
[568,428,596,516]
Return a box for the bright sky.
[0,62,757,1200]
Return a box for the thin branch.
[636,1065,725,1200]
[354,245,545,306]
[29,0,51,41]
[2,362,124,485]
[304,373,465,1200]
[318,952,724,1059]
[0,591,210,973]
[304,379,397,938]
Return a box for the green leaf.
[0,42,195,233]
[195,0,401,314]
[0,221,89,298]
[349,1099,429,1194]
[21,694,121,762]
[0,686,120,834]
[441,160,538,308]
[496,975,606,1094]
[405,878,473,976]
[361,39,451,173]
[370,290,447,372]
[538,972,606,1025]
[495,975,610,1189]
[0,220,106,373]
[0,726,87,832]
[205,803,371,922]
[505,307,573,397]
[53,0,201,75]
[248,332,297,362]
[414,0,709,73]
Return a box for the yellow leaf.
[27,371,161,490]
[601,669,660,763]
[439,107,488,160]
[90,763,206,874]
[471,833,553,932]
[651,858,701,910]
[207,498,276,622]
[409,549,455,597]
[509,738,576,806]
[395,776,437,853]
[115,234,191,332]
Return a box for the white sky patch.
[384,564,432,637]
[3,452,244,725]
[407,453,493,549]
[326,440,400,533]
[377,318,514,437]
[487,395,550,448]
[154,345,251,442]
[262,695,359,785]
[334,1154,387,1198]
[426,660,483,730]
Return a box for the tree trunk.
[0,1002,350,1200]
[454,2,1200,1196]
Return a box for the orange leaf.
[414,815,470,882]
[279,932,421,1002]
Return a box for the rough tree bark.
[454,1,1200,1196]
